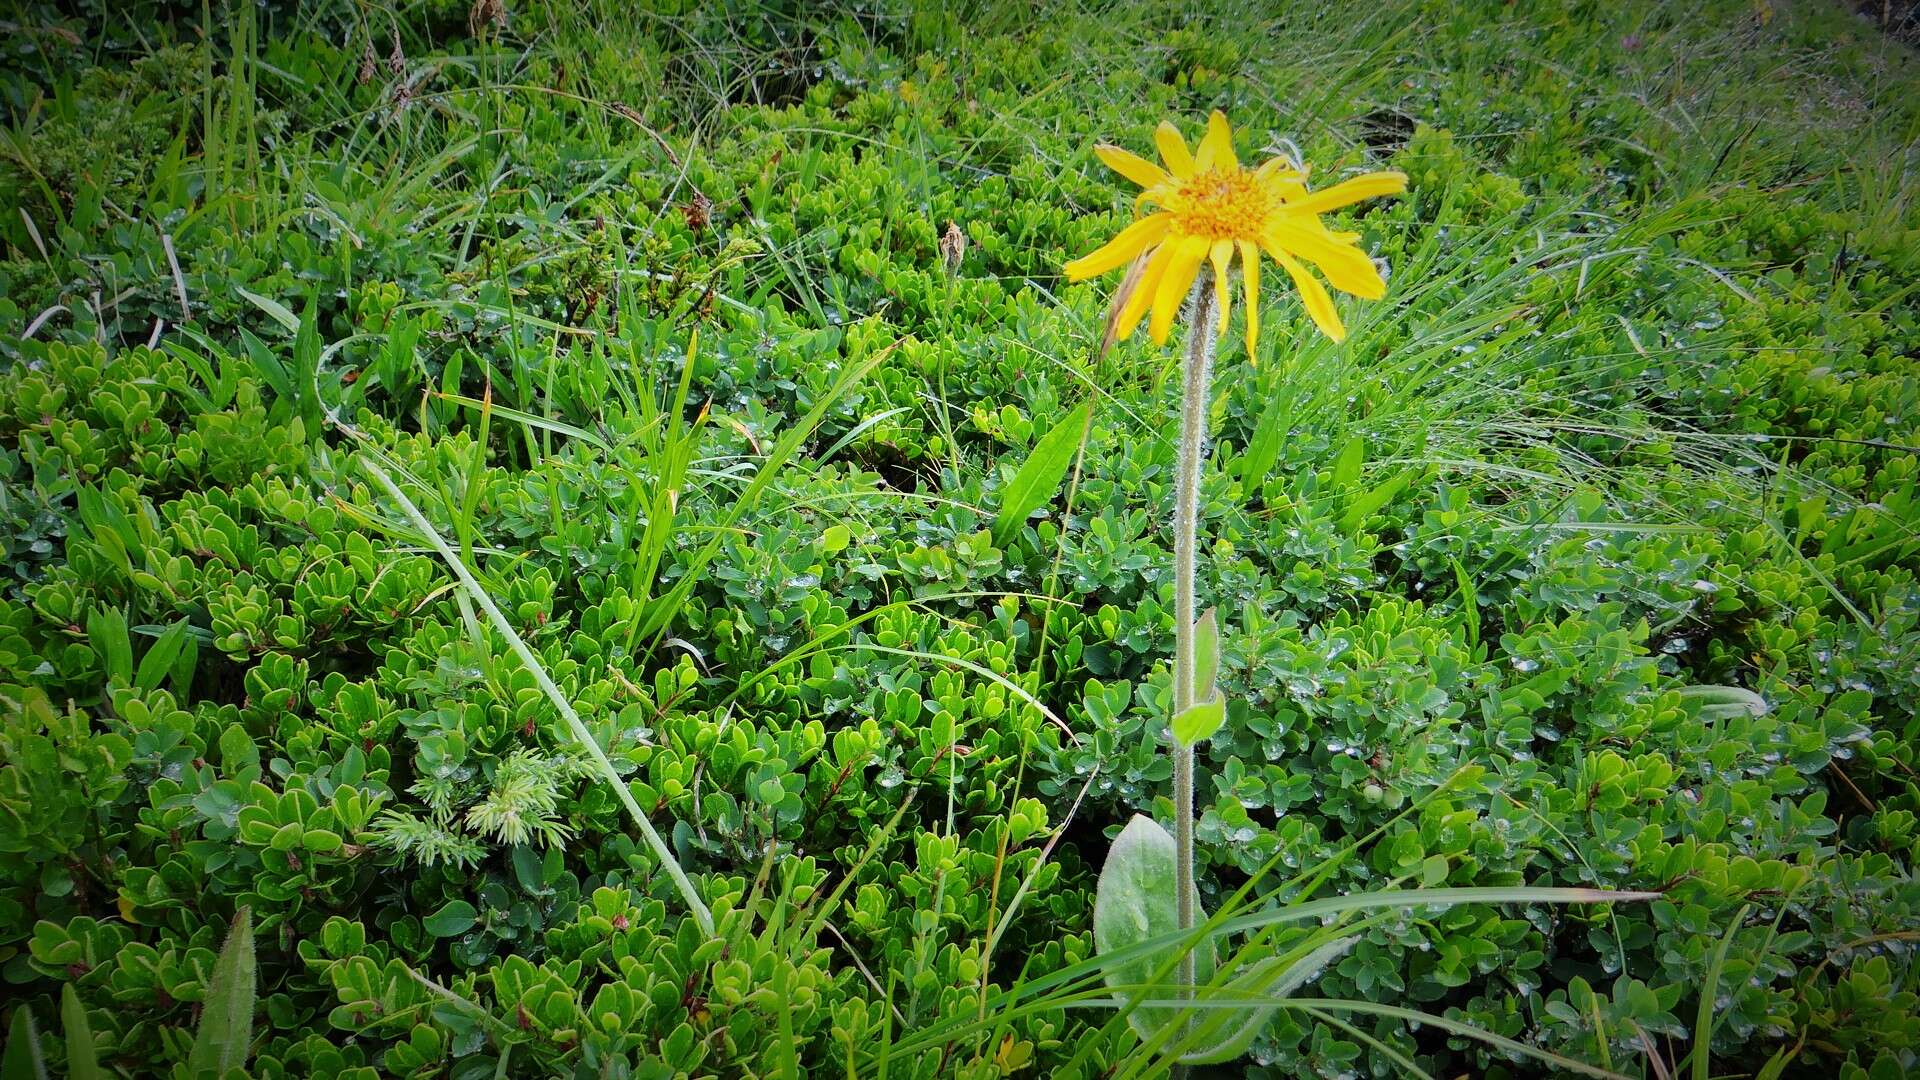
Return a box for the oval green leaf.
[423,899,478,937]
[1171,697,1225,745]
[1092,815,1217,1045]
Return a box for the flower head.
[1066,111,1407,353]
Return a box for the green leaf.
[820,524,851,554]
[291,293,323,428]
[423,899,478,937]
[430,390,609,450]
[60,986,101,1080]
[237,329,294,403]
[992,402,1090,546]
[1331,434,1364,489]
[510,845,545,893]
[1284,997,1628,1079]
[1674,684,1769,720]
[1171,697,1225,745]
[171,627,201,692]
[236,286,300,332]
[86,606,132,686]
[1691,904,1753,1080]
[187,907,255,1079]
[1093,816,1217,1046]
[1,1003,47,1080]
[1752,1045,1796,1080]
[1450,556,1480,647]
[218,724,258,778]
[1237,382,1292,485]
[301,829,343,854]
[133,619,194,693]
[1193,607,1220,702]
[1341,467,1412,534]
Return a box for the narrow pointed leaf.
[60,987,101,1080]
[1675,684,1769,719]
[1341,466,1412,533]
[992,403,1092,546]
[134,619,193,693]
[187,907,255,1078]
[1193,607,1220,702]
[1,1006,47,1080]
[1331,434,1364,489]
[86,606,132,686]
[1238,385,1292,486]
[236,287,299,332]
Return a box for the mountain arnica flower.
[1065,110,1406,351]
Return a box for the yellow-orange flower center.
[1163,168,1275,241]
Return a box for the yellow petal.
[1064,214,1172,281]
[1283,171,1408,216]
[1116,238,1178,341]
[1256,156,1303,181]
[1292,214,1360,243]
[1268,248,1346,342]
[1195,111,1238,173]
[1209,240,1234,338]
[1155,121,1196,179]
[1238,239,1262,360]
[1148,236,1209,344]
[1135,185,1173,213]
[1095,144,1173,190]
[1265,221,1386,298]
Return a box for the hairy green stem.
[362,457,716,937]
[1172,272,1219,999]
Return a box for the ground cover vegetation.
[1,0,1918,1076]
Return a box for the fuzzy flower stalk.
[1071,112,1405,1018]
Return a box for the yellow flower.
[1065,111,1407,352]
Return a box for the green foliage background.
[2,0,1917,1076]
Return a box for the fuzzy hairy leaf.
[60,986,101,1080]
[187,908,255,1078]
[1,1006,46,1080]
